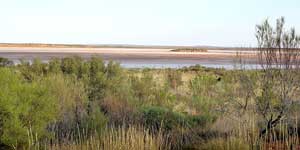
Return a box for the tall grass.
[27,126,169,150]
[200,115,300,150]
[25,119,299,150]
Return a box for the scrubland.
[1,17,300,150]
[0,56,299,150]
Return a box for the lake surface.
[0,47,258,69]
[5,55,259,70]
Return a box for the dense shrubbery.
[0,68,58,147]
[0,52,300,149]
[0,55,225,149]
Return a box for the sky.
[0,0,299,46]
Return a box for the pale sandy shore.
[0,47,256,56]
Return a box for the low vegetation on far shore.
[171,48,208,52]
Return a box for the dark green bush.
[130,72,156,102]
[0,58,13,67]
[61,56,84,75]
[141,106,212,131]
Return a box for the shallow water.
[119,61,259,70]
[0,48,258,69]
[8,58,259,70]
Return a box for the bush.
[0,58,13,67]
[141,106,211,131]
[61,56,84,75]
[189,74,222,118]
[166,70,183,90]
[130,72,156,103]
[100,96,139,126]
[44,74,92,140]
[0,68,58,148]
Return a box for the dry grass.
[204,113,300,150]
[44,126,168,150]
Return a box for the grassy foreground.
[0,55,299,150]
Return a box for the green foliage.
[87,57,125,102]
[48,58,62,73]
[182,64,205,72]
[129,71,175,106]
[130,72,156,103]
[83,104,108,134]
[141,106,211,131]
[89,56,105,77]
[1,52,299,149]
[189,74,221,117]
[43,74,91,138]
[31,58,48,76]
[61,56,84,75]
[0,57,13,67]
[190,74,219,96]
[0,68,58,148]
[166,69,183,90]
[104,61,126,97]
[106,60,122,79]
[88,71,107,102]
[1,17,300,150]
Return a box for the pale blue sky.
[0,0,299,46]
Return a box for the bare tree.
[255,17,300,136]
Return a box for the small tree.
[255,17,300,136]
[0,57,13,67]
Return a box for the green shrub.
[189,74,222,118]
[82,104,108,134]
[31,58,48,76]
[48,58,62,73]
[130,72,156,103]
[89,56,105,77]
[61,56,84,75]
[0,57,13,67]
[141,106,211,131]
[0,68,58,148]
[166,69,183,90]
[44,74,91,140]
[87,71,107,102]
